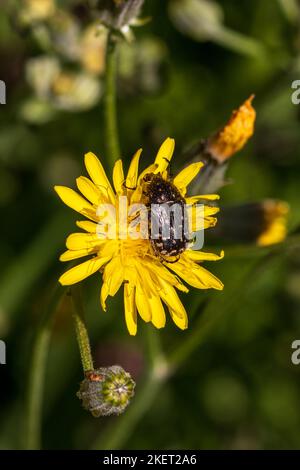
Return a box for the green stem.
[213,27,265,58]
[24,285,63,450]
[145,326,166,370]
[104,32,121,170]
[70,286,94,373]
[215,233,300,259]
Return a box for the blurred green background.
[1,0,300,450]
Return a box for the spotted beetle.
[143,173,191,262]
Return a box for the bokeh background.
[1,0,300,450]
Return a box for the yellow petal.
[126,148,142,190]
[158,279,188,330]
[173,162,204,196]
[59,256,109,286]
[204,206,220,216]
[168,258,224,290]
[124,283,137,335]
[66,232,105,250]
[136,264,158,298]
[76,176,104,206]
[59,248,96,261]
[158,280,185,319]
[184,250,224,263]
[102,257,124,296]
[54,186,97,221]
[162,291,187,330]
[168,306,188,330]
[137,163,158,185]
[100,282,109,311]
[191,217,218,231]
[190,264,224,290]
[113,159,125,195]
[187,205,219,232]
[124,266,138,290]
[135,282,151,322]
[98,240,118,259]
[168,307,189,330]
[84,152,115,202]
[186,194,220,204]
[154,137,175,173]
[148,260,189,293]
[148,295,166,329]
[130,185,143,205]
[76,220,97,232]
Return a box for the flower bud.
[77,365,135,417]
[88,0,144,34]
[256,200,289,247]
[207,95,256,163]
[179,96,256,195]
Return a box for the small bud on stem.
[77,365,135,417]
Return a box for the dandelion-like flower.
[54,138,224,335]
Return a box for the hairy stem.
[70,286,94,373]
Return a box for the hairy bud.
[77,365,135,417]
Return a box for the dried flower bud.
[179,96,256,195]
[77,365,135,417]
[207,95,256,163]
[88,0,144,34]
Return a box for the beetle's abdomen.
[143,174,190,259]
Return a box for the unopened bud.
[207,95,256,163]
[77,365,135,417]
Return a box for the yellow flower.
[54,138,224,335]
[256,200,289,247]
[207,95,256,163]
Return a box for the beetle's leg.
[162,255,180,264]
[123,182,137,190]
